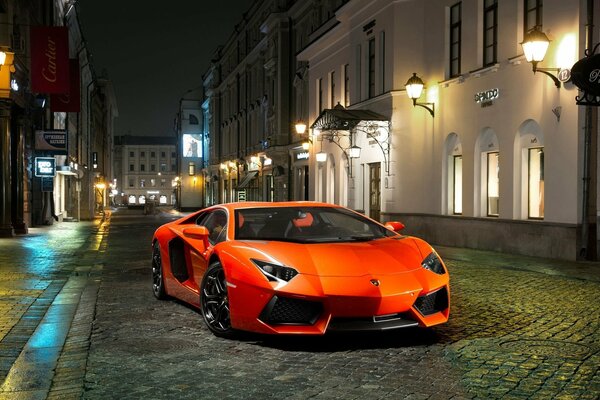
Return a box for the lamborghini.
[151,202,449,337]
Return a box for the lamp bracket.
[533,66,561,88]
[413,99,435,117]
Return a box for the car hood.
[235,237,425,277]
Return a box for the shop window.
[528,148,544,219]
[487,152,499,216]
[139,195,146,204]
[128,195,136,204]
[160,195,168,204]
[453,155,463,214]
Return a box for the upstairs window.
[483,0,498,67]
[524,0,543,35]
[449,2,462,77]
[368,38,376,98]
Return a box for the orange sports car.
[151,202,449,337]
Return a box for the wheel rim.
[202,266,231,332]
[152,244,162,295]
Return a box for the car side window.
[197,210,228,245]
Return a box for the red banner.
[51,59,80,112]
[30,26,69,93]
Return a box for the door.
[369,163,381,221]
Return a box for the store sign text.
[474,88,499,105]
[296,152,309,160]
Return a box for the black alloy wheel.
[152,241,167,299]
[200,261,234,337]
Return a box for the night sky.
[78,0,255,137]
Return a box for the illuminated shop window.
[528,147,544,219]
[453,155,463,214]
[487,152,499,216]
[128,195,136,204]
[160,195,168,204]
[139,195,146,204]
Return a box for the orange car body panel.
[153,202,450,335]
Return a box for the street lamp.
[348,145,361,159]
[405,73,435,117]
[520,27,561,88]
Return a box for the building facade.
[297,0,598,260]
[0,0,117,237]
[114,136,177,207]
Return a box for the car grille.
[259,296,322,325]
[414,287,449,316]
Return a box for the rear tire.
[152,241,167,299]
[200,261,235,338]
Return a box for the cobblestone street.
[0,208,599,399]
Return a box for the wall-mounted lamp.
[188,161,196,176]
[295,121,311,150]
[348,145,361,159]
[521,27,561,88]
[405,73,435,117]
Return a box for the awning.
[236,171,258,189]
[310,103,388,131]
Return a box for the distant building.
[114,136,177,207]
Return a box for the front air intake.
[259,296,322,325]
[414,287,449,316]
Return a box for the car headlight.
[251,259,298,282]
[421,252,445,275]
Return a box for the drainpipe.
[580,0,595,260]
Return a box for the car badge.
[370,279,380,287]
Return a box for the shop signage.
[30,26,70,93]
[41,177,54,192]
[237,190,246,201]
[35,130,67,153]
[474,88,499,105]
[571,53,600,97]
[35,157,56,177]
[51,59,80,112]
[295,151,309,160]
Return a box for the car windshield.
[234,206,397,243]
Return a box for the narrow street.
[0,208,599,399]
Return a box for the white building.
[114,136,178,207]
[298,0,599,260]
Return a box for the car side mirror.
[183,226,210,249]
[384,221,405,232]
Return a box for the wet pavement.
[0,207,599,399]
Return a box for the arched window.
[445,133,462,215]
[189,114,199,125]
[475,128,499,217]
[515,120,544,219]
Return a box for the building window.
[450,2,461,77]
[189,114,199,125]
[453,155,463,214]
[161,151,166,158]
[151,151,155,158]
[141,151,145,157]
[171,152,176,158]
[140,179,146,188]
[160,163,167,172]
[368,38,375,98]
[129,164,134,172]
[151,164,156,172]
[128,179,134,188]
[129,151,134,158]
[524,0,543,35]
[151,179,156,187]
[344,64,350,107]
[355,44,361,100]
[528,147,544,219]
[487,152,499,216]
[171,164,176,171]
[318,78,323,112]
[379,31,385,93]
[161,179,166,187]
[140,164,145,172]
[483,0,498,67]
[330,70,336,107]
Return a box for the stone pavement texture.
[0,206,598,399]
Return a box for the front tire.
[152,241,167,299]
[200,261,235,338]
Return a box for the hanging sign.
[30,26,70,93]
[35,157,56,177]
[35,130,67,154]
[571,53,600,97]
